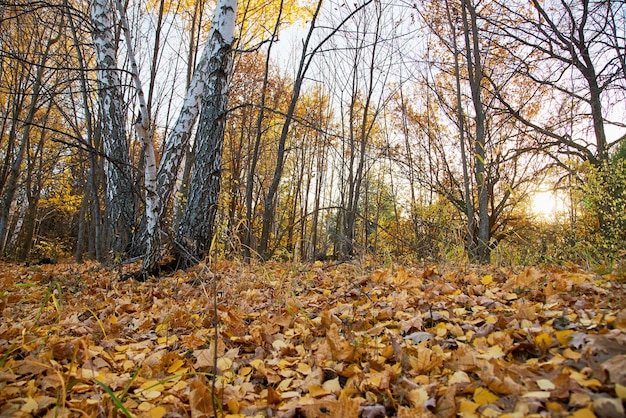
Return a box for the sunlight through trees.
[0,0,624,269]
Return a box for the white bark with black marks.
[176,0,238,265]
[90,0,135,255]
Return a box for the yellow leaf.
[277,378,292,391]
[142,390,162,400]
[436,322,448,337]
[249,359,264,369]
[344,363,362,376]
[481,275,493,285]
[406,387,429,408]
[582,378,603,389]
[382,345,394,358]
[616,383,626,399]
[555,330,574,347]
[21,397,38,413]
[484,345,505,359]
[239,366,253,376]
[481,407,502,417]
[449,370,471,385]
[281,391,300,399]
[138,401,154,411]
[139,380,164,396]
[157,335,178,345]
[272,339,288,350]
[474,387,499,405]
[227,398,240,414]
[569,393,591,407]
[546,402,566,413]
[309,385,331,398]
[534,333,553,348]
[155,323,168,336]
[297,363,311,374]
[563,348,582,360]
[522,391,551,399]
[569,371,603,389]
[149,406,167,418]
[167,359,185,374]
[217,357,233,372]
[323,377,342,393]
[459,400,479,413]
[171,381,187,392]
[569,408,596,418]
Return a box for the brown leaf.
[188,377,213,418]
[601,355,626,385]
[435,385,457,418]
[267,386,282,405]
[593,397,625,418]
[398,405,435,418]
[300,397,360,418]
[326,323,358,362]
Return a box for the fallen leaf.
[473,387,499,405]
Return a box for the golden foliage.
[0,261,625,416]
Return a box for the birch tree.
[134,0,239,273]
[90,0,136,255]
[113,0,159,275]
[176,0,238,266]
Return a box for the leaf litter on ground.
[0,260,625,417]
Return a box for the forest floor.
[0,259,625,417]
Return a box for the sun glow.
[531,190,564,221]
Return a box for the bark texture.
[176,0,238,265]
[91,0,135,255]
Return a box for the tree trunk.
[0,25,60,254]
[91,0,135,256]
[139,0,228,272]
[259,0,373,259]
[113,0,159,275]
[258,0,324,259]
[176,0,238,265]
[462,0,490,263]
[244,0,284,260]
[337,0,384,258]
[444,0,476,260]
[65,0,99,262]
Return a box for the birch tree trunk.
[135,0,230,273]
[90,0,135,256]
[113,0,160,276]
[176,0,238,265]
